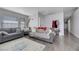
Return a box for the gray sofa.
[29,31,56,43]
[0,28,24,43]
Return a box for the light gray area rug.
[0,37,46,51]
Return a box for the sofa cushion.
[30,32,50,39]
[36,29,45,33]
[11,28,16,33]
[36,28,49,33]
[0,28,16,33]
[1,28,11,33]
[2,32,24,42]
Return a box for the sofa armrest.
[48,31,56,43]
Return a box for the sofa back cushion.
[11,28,16,33]
[0,28,16,33]
[36,29,46,33]
[36,27,49,33]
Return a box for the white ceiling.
[37,7,76,15]
[3,7,76,19]
[37,7,76,19]
[23,7,76,18]
[23,7,76,15]
[38,7,63,15]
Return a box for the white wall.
[38,13,45,26]
[58,12,64,36]
[28,16,38,27]
[40,12,64,36]
[64,11,74,30]
[70,8,79,38]
[68,19,71,32]
[45,13,62,28]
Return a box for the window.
[3,20,18,28]
[2,16,18,28]
[0,16,26,30]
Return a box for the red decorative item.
[52,20,58,28]
[37,27,47,31]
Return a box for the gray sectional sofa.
[0,28,24,43]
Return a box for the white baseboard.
[70,32,79,39]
